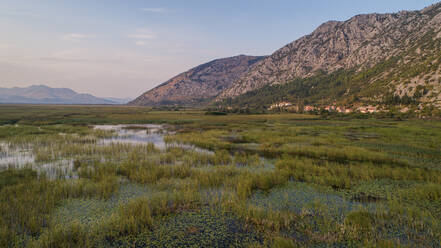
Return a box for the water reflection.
[94,124,166,147]
[94,124,213,154]
[0,143,76,179]
[0,124,214,179]
[0,143,34,167]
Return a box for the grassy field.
[0,105,440,247]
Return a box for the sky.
[0,0,439,98]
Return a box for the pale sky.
[0,0,439,98]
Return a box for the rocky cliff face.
[129,55,265,106]
[218,3,441,103]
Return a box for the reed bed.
[0,106,440,247]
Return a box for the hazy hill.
[0,85,118,105]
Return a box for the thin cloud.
[128,34,156,40]
[128,28,157,46]
[1,11,42,19]
[36,49,107,63]
[135,41,147,46]
[140,8,167,13]
[61,33,90,41]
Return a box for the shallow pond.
[0,143,76,179]
[94,124,213,154]
[0,143,34,168]
[0,124,213,179]
[94,124,166,147]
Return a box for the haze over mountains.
[0,85,130,105]
[131,2,441,110]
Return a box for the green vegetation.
[0,105,440,247]
[218,31,441,115]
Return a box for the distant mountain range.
[0,85,131,105]
[131,2,441,111]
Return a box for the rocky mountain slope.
[129,55,264,106]
[218,3,441,109]
[0,85,117,105]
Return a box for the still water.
[0,124,212,179]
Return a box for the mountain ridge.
[130,2,441,111]
[128,55,265,106]
[216,2,441,110]
[0,85,122,105]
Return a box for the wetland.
[0,105,440,247]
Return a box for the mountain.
[129,55,265,106]
[0,85,118,105]
[218,3,441,110]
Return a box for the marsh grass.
[0,169,37,190]
[0,176,119,243]
[0,106,440,247]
